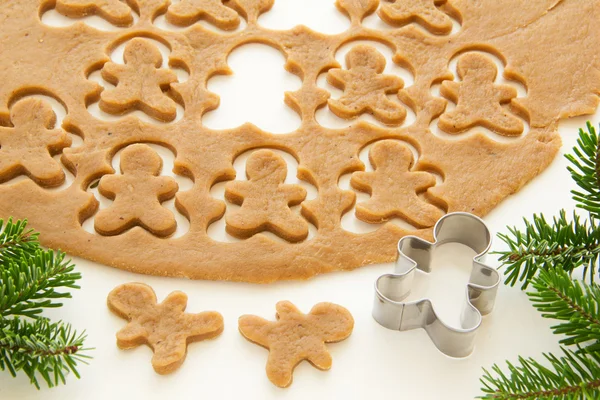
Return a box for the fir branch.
[566,123,600,219]
[495,211,600,288]
[529,269,600,352]
[0,218,89,388]
[479,348,600,400]
[0,218,38,261]
[0,318,89,389]
[0,238,81,319]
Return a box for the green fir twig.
[496,212,600,289]
[480,348,600,399]
[529,268,600,352]
[0,218,89,388]
[480,123,600,399]
[567,122,600,219]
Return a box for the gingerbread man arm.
[153,176,179,202]
[440,80,460,102]
[155,69,178,87]
[379,75,404,93]
[116,323,148,349]
[281,184,307,206]
[100,62,126,86]
[495,84,518,103]
[238,315,271,348]
[326,68,351,89]
[97,174,121,200]
[224,180,251,205]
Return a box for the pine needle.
[0,218,89,388]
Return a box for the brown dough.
[224,149,309,242]
[100,38,179,122]
[0,0,599,282]
[94,144,179,237]
[107,282,224,374]
[327,44,406,124]
[0,98,71,187]
[439,52,523,136]
[351,140,443,227]
[238,301,354,387]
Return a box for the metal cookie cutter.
[372,212,500,358]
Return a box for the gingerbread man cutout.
[100,38,179,122]
[327,45,406,125]
[439,53,524,136]
[166,0,240,29]
[379,0,453,35]
[351,140,443,228]
[55,0,134,26]
[94,144,179,237]
[0,98,71,187]
[238,301,354,388]
[224,150,308,242]
[107,283,224,375]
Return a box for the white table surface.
[2,1,599,399]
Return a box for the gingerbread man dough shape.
[107,283,224,375]
[351,140,443,228]
[238,301,354,388]
[0,98,71,187]
[379,0,454,35]
[224,150,308,242]
[55,0,134,26]
[327,45,406,125]
[94,144,179,237]
[100,38,179,122]
[166,0,240,29]
[439,52,524,136]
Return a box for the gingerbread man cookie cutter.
[372,212,500,358]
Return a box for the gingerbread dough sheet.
[0,0,598,282]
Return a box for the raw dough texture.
[0,0,599,281]
[107,282,224,374]
[238,301,354,387]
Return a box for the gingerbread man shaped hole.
[438,52,524,136]
[99,38,179,122]
[94,144,179,237]
[327,45,406,125]
[0,97,71,187]
[224,150,309,242]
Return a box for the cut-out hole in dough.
[1,94,81,191]
[208,148,317,243]
[40,6,139,31]
[81,143,193,238]
[87,37,188,124]
[430,50,529,142]
[203,43,302,134]
[403,242,476,328]
[258,0,350,34]
[316,40,415,129]
[340,139,442,233]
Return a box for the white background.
[2,1,599,399]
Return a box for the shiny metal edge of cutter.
[372,212,501,358]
